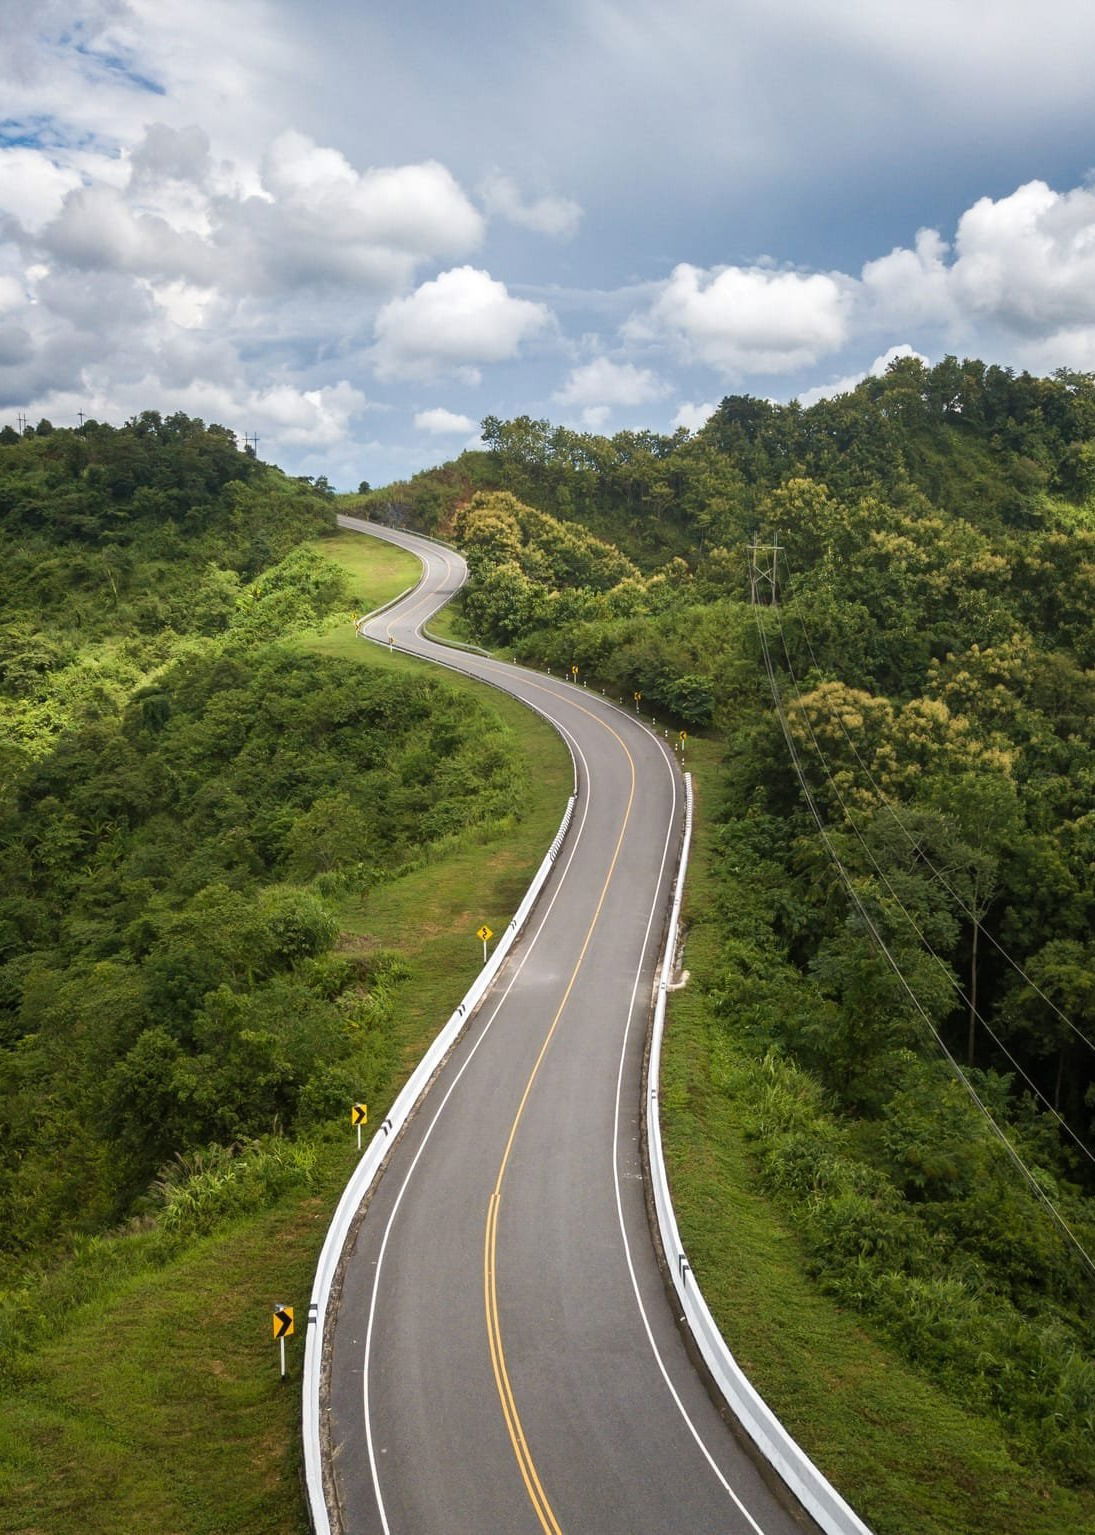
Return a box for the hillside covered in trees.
[0,415,529,1271]
[357,357,1095,1490]
[3,367,1093,1527]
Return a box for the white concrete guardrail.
[302,792,576,1535]
[647,773,873,1535]
[308,520,871,1534]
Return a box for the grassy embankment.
[12,524,1087,1535]
[303,531,573,1056]
[0,529,572,1535]
[662,737,1095,1535]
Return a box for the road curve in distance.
[324,516,815,1535]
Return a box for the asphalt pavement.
[323,517,816,1535]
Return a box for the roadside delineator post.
[273,1304,294,1380]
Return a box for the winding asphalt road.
[323,517,814,1535]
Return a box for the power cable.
[765,594,1095,1168]
[776,547,1095,1058]
[751,590,1095,1282]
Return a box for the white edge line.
[302,785,577,1535]
[610,750,769,1535]
[306,520,874,1535]
[361,718,592,1531]
[645,774,874,1535]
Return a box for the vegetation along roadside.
[0,420,571,1533]
[5,355,1095,1533]
[365,356,1095,1533]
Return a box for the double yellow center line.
[378,546,650,1528]
[483,710,637,1534]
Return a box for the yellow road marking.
[483,712,638,1534]
[373,532,666,1531]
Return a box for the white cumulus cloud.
[0,148,85,234]
[262,132,483,261]
[15,374,367,451]
[671,400,718,432]
[950,180,1095,334]
[631,262,851,375]
[861,181,1095,349]
[554,356,666,427]
[555,356,665,408]
[796,344,929,407]
[0,274,26,314]
[861,228,955,330]
[372,266,550,381]
[246,380,367,445]
[25,123,485,299]
[41,182,217,283]
[414,406,478,434]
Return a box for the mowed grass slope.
[304,531,573,1067]
[0,530,572,1535]
[311,525,423,611]
[11,524,1077,1535]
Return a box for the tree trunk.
[967,919,979,1067]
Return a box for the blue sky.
[2,0,1095,485]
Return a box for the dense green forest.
[357,357,1095,1487]
[0,415,527,1285]
[4,367,1093,1523]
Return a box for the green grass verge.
[312,522,492,657]
[421,600,478,649]
[662,740,1095,1535]
[310,528,422,614]
[0,533,571,1535]
[23,526,1077,1534]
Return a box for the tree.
[919,772,1020,1064]
[284,792,373,878]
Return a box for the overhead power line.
[774,545,1095,1060]
[748,539,1095,1281]
[765,589,1094,1169]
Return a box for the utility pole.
[77,410,86,427]
[748,532,781,607]
[16,411,27,434]
[243,432,260,456]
